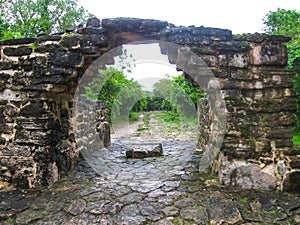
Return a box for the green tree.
[0,13,9,38]
[173,74,206,105]
[152,74,205,114]
[83,67,146,121]
[0,0,92,39]
[152,77,175,110]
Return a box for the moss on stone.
[28,42,38,51]
[255,99,275,109]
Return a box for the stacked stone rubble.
[0,19,110,187]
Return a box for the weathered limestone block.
[95,103,111,147]
[75,99,111,155]
[49,51,83,67]
[126,143,163,159]
[233,33,291,44]
[35,43,62,53]
[0,73,11,91]
[0,37,36,45]
[228,53,249,68]
[36,34,62,43]
[0,61,15,70]
[3,46,32,56]
[218,153,276,190]
[197,98,210,150]
[60,34,82,49]
[282,170,300,192]
[249,45,288,66]
[0,155,36,188]
[102,18,168,34]
[86,17,101,27]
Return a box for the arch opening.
[73,40,226,178]
[0,17,297,191]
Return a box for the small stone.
[3,46,32,56]
[63,217,88,225]
[208,202,242,224]
[138,201,163,221]
[151,219,174,225]
[180,206,209,224]
[114,214,146,225]
[164,181,180,188]
[16,209,44,224]
[174,198,196,208]
[131,181,164,193]
[282,171,300,191]
[65,199,86,216]
[162,206,179,216]
[101,202,122,215]
[0,181,11,190]
[148,189,166,198]
[119,193,145,204]
[116,204,147,225]
[157,196,174,206]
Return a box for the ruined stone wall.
[191,33,298,191]
[165,25,297,191]
[0,18,111,188]
[75,100,110,155]
[0,17,298,191]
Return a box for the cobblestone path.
[1,114,300,224]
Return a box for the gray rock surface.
[0,115,300,224]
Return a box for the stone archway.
[0,17,298,191]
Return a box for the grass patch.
[42,210,48,216]
[7,217,14,223]
[293,133,300,145]
[129,112,140,122]
[152,110,197,131]
[265,209,278,215]
[136,110,197,135]
[170,217,194,225]
[240,197,248,203]
[154,111,181,124]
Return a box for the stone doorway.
[0,17,298,191]
[72,40,216,178]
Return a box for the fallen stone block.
[126,143,163,159]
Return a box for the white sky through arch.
[113,43,181,91]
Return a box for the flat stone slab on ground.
[126,143,163,158]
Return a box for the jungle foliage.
[0,0,92,39]
[83,68,205,122]
[83,67,146,121]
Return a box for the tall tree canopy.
[152,74,205,115]
[83,67,146,121]
[0,0,92,39]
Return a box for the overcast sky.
[78,0,299,34]
[78,0,300,90]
